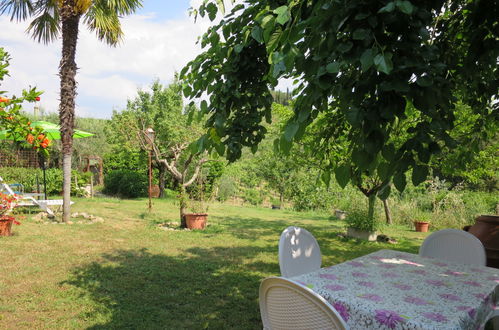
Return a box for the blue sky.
[0,0,211,119]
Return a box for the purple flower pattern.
[375,309,405,329]
[333,301,349,321]
[356,281,375,288]
[359,293,383,302]
[392,283,412,290]
[351,271,368,278]
[290,249,499,329]
[404,296,430,305]
[426,279,447,287]
[439,293,461,301]
[319,273,337,280]
[325,284,346,291]
[422,312,448,322]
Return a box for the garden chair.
[279,226,322,278]
[0,176,70,217]
[259,277,348,330]
[419,228,486,266]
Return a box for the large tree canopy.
[181,0,498,200]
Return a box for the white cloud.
[0,4,213,119]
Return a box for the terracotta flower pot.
[0,216,15,236]
[414,221,430,232]
[185,213,208,230]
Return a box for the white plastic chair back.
[279,226,321,278]
[259,277,348,330]
[419,228,486,266]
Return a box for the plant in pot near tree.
[0,192,21,236]
[413,211,431,233]
[184,200,209,230]
[345,206,380,241]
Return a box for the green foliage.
[181,0,498,202]
[243,188,264,206]
[0,167,89,195]
[216,175,237,202]
[103,170,147,198]
[346,203,381,232]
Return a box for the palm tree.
[0,0,142,222]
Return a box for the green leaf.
[251,26,263,43]
[206,3,218,21]
[337,42,353,53]
[273,5,290,25]
[412,165,428,186]
[200,100,208,112]
[393,172,407,192]
[279,136,292,155]
[335,165,350,188]
[374,53,393,74]
[353,29,369,40]
[284,122,299,141]
[377,184,391,200]
[267,28,282,53]
[346,107,362,126]
[321,170,331,186]
[234,44,244,53]
[360,49,374,72]
[377,162,390,181]
[326,62,341,73]
[382,143,396,161]
[378,2,395,13]
[396,0,414,15]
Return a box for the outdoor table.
[291,249,499,329]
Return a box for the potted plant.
[413,212,431,232]
[184,200,208,230]
[0,192,20,236]
[345,207,379,241]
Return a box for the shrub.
[0,166,89,195]
[217,175,237,202]
[243,188,263,206]
[345,202,382,232]
[103,170,147,198]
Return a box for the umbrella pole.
[43,166,47,200]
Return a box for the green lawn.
[0,197,429,329]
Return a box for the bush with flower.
[0,47,48,156]
[0,192,20,225]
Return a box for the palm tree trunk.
[59,2,80,222]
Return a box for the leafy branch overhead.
[181,0,498,196]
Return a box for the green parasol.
[0,120,94,140]
[0,121,94,199]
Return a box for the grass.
[0,197,430,329]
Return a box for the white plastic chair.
[259,277,348,330]
[279,226,322,278]
[419,228,486,266]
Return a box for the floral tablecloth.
[291,249,499,329]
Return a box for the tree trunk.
[158,165,166,198]
[59,2,80,222]
[383,198,393,225]
[179,185,187,228]
[367,193,376,225]
[279,192,284,209]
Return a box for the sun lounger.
[0,176,73,217]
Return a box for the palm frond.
[93,0,142,16]
[84,0,142,46]
[26,7,60,44]
[0,0,35,21]
[83,5,122,45]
